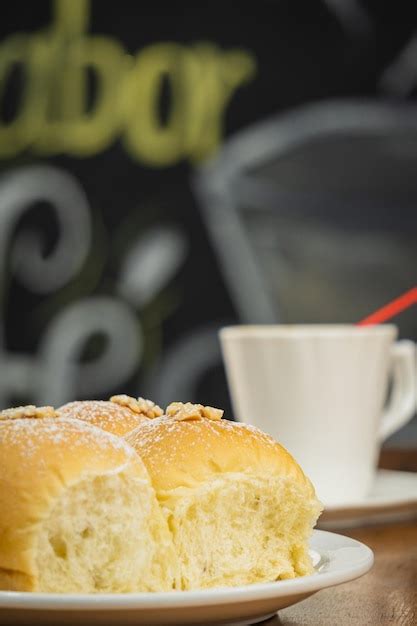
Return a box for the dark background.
[0,0,416,437]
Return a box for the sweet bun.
[0,406,177,593]
[58,395,163,436]
[126,402,322,590]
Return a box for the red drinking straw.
[357,286,417,326]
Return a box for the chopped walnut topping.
[110,395,163,419]
[0,405,58,420]
[166,402,224,422]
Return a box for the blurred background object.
[194,101,417,327]
[0,0,416,442]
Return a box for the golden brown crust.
[0,568,34,592]
[58,400,151,436]
[0,417,147,587]
[126,415,315,496]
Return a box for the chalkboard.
[0,0,416,416]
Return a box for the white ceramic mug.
[220,325,416,506]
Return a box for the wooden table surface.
[264,449,417,626]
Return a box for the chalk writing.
[0,0,256,165]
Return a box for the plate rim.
[0,530,374,611]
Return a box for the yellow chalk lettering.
[34,37,128,155]
[52,0,90,38]
[34,0,126,155]
[0,35,50,156]
[0,0,257,165]
[186,44,256,162]
[122,43,193,166]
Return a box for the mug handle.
[379,340,416,441]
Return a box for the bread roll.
[0,406,177,592]
[126,402,322,590]
[58,395,163,436]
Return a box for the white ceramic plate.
[320,470,417,529]
[0,530,373,626]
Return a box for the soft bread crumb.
[126,411,322,589]
[161,473,321,589]
[0,415,179,592]
[36,474,177,592]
